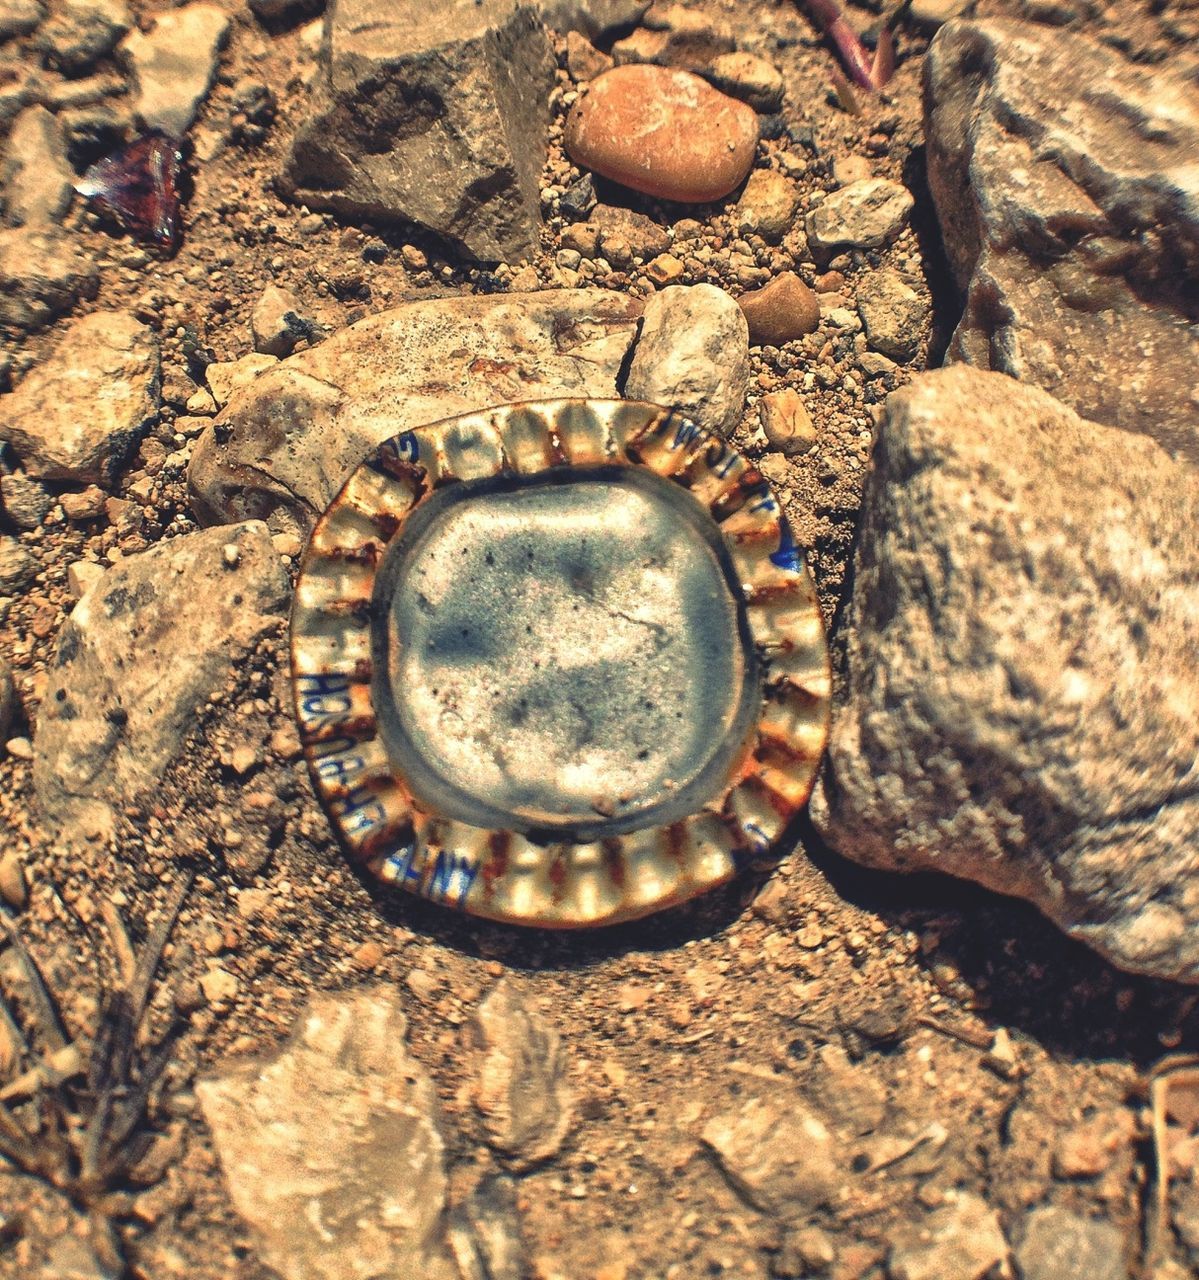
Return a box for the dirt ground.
[2,1,1198,1277]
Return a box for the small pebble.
[735,169,800,243]
[565,65,759,203]
[738,272,820,345]
[759,389,817,456]
[0,849,28,910]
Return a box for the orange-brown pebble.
[564,64,759,203]
[737,271,821,345]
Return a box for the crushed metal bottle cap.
[291,398,830,927]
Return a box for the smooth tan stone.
[564,64,759,203]
[737,272,820,345]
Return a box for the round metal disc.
[291,399,830,927]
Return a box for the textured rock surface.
[811,366,1199,981]
[708,50,784,112]
[703,1091,843,1217]
[33,521,290,841]
[189,289,642,535]
[0,310,159,483]
[887,1194,1009,1280]
[611,3,734,72]
[541,0,647,38]
[35,0,127,72]
[196,988,459,1280]
[472,979,574,1169]
[119,2,229,136]
[856,268,929,361]
[280,0,556,262]
[925,18,1199,464]
[0,536,36,594]
[735,168,799,242]
[624,283,749,433]
[0,656,12,741]
[2,106,72,226]
[565,64,759,203]
[1014,1205,1127,1280]
[0,226,99,330]
[806,177,913,250]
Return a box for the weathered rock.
[541,0,648,38]
[910,0,972,25]
[735,168,799,243]
[250,284,312,357]
[738,271,820,346]
[0,471,52,529]
[0,227,99,330]
[810,366,1199,982]
[33,521,290,842]
[0,0,43,40]
[611,3,734,72]
[624,283,748,434]
[205,352,277,408]
[196,988,459,1280]
[759,387,816,456]
[35,0,127,72]
[565,64,759,203]
[564,29,611,82]
[559,173,596,221]
[887,1194,1009,1280]
[589,201,670,261]
[0,656,12,741]
[2,106,72,226]
[189,290,642,536]
[856,268,929,361]
[806,177,913,251]
[446,1173,528,1280]
[0,533,35,591]
[707,50,784,113]
[472,979,573,1169]
[280,0,556,263]
[925,19,1199,465]
[703,1091,843,1217]
[119,2,229,136]
[0,310,159,483]
[1014,1206,1127,1280]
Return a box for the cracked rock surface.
[33,520,290,841]
[925,17,1199,465]
[811,365,1199,982]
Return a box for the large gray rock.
[811,366,1199,982]
[472,979,573,1170]
[33,521,290,842]
[925,18,1199,465]
[0,310,159,483]
[119,2,229,136]
[196,988,459,1280]
[188,289,643,535]
[623,283,749,435]
[279,0,556,262]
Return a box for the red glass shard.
[77,131,184,253]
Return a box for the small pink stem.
[802,0,886,90]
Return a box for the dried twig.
[1145,1054,1199,1273]
[0,873,194,1277]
